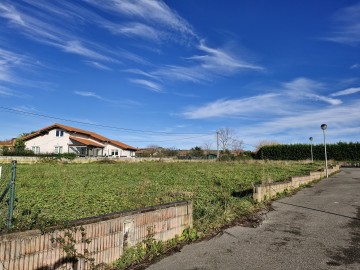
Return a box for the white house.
[22,123,138,158]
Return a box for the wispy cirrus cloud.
[106,22,161,42]
[129,79,162,92]
[84,61,112,71]
[182,77,342,119]
[331,87,360,97]
[0,1,120,65]
[154,41,264,84]
[74,91,105,100]
[85,0,196,42]
[238,99,360,146]
[0,86,15,96]
[74,91,141,106]
[0,2,25,25]
[124,69,160,80]
[0,47,42,85]
[283,77,342,105]
[62,41,114,62]
[192,40,264,72]
[323,2,360,46]
[183,94,283,119]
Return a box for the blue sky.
[0,0,360,150]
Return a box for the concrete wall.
[253,165,340,202]
[0,201,193,270]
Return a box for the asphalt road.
[147,168,360,270]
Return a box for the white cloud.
[109,22,161,42]
[62,41,113,62]
[0,47,41,84]
[129,79,162,92]
[183,94,283,119]
[74,91,103,100]
[154,41,263,84]
[331,87,360,97]
[350,63,360,69]
[85,61,111,71]
[239,100,360,145]
[323,2,360,46]
[74,90,141,107]
[124,69,160,80]
[283,77,342,105]
[0,1,120,64]
[0,2,25,25]
[0,86,15,96]
[183,77,343,119]
[305,94,342,105]
[86,0,196,39]
[193,40,264,72]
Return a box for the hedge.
[256,142,360,161]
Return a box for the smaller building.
[0,138,15,154]
[22,123,138,158]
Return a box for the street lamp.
[309,137,313,163]
[320,124,328,178]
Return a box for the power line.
[0,106,213,136]
[126,134,213,143]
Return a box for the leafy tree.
[14,138,26,153]
[190,146,204,157]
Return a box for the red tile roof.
[0,139,15,146]
[69,136,104,147]
[22,123,138,151]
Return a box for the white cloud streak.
[108,22,161,42]
[183,77,343,119]
[331,87,360,97]
[154,41,264,84]
[0,1,120,65]
[129,79,162,92]
[183,94,283,119]
[323,2,360,46]
[85,61,112,71]
[239,100,360,146]
[85,0,196,41]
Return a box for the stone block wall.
[253,165,340,202]
[0,201,192,270]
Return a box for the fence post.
[7,160,16,228]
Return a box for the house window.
[56,129,64,137]
[111,149,119,156]
[32,146,40,154]
[55,146,63,154]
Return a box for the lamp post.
[320,124,328,178]
[309,137,313,163]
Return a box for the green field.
[0,160,322,233]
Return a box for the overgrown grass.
[0,160,322,233]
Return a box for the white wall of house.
[104,143,135,158]
[24,127,136,157]
[25,129,70,154]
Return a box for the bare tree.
[217,128,243,152]
[231,138,244,155]
[202,141,213,154]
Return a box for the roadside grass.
[0,160,322,233]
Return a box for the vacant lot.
[0,160,321,232]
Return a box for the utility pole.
[216,131,220,159]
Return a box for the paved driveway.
[148,168,360,270]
